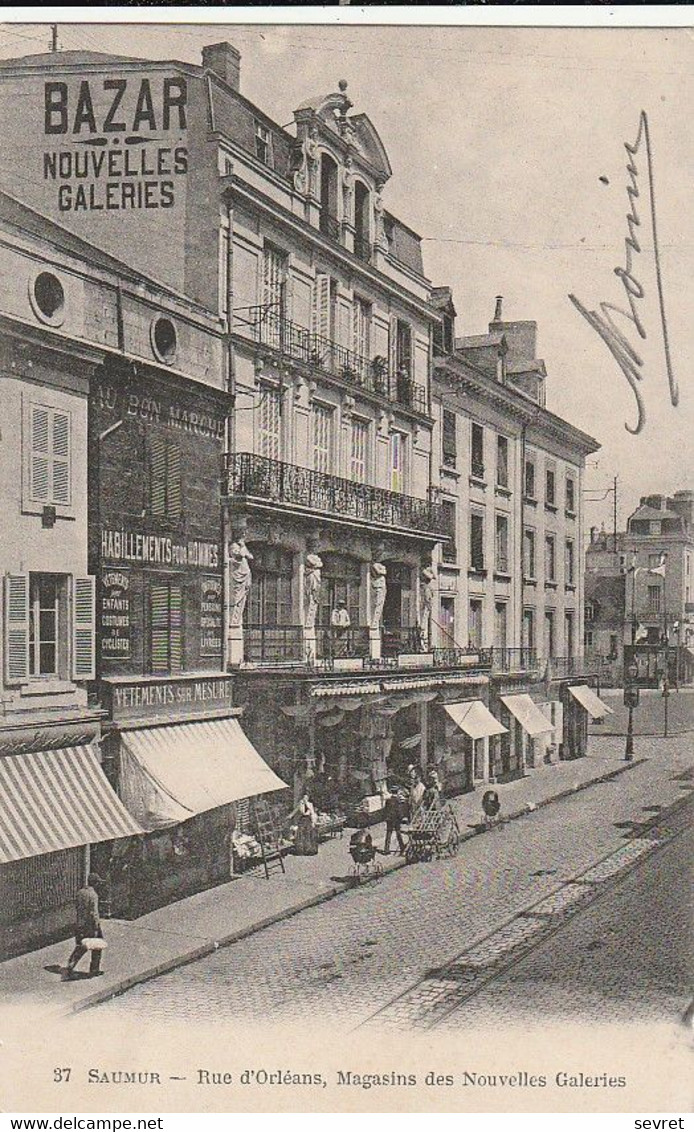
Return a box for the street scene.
[0,20,691,1116]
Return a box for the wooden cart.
[405,804,461,863]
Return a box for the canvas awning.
[444,700,508,740]
[568,685,614,719]
[500,694,555,737]
[0,745,142,865]
[119,717,288,831]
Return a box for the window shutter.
[149,435,167,517]
[30,406,50,502]
[313,274,332,341]
[150,583,170,674]
[388,315,398,385]
[4,574,30,684]
[72,576,95,681]
[52,410,70,504]
[167,441,182,520]
[169,585,183,673]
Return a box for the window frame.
[442,409,457,470]
[312,401,334,475]
[524,457,536,501]
[545,533,557,583]
[28,573,67,680]
[565,474,576,515]
[441,499,457,564]
[523,527,536,579]
[389,429,409,494]
[254,121,273,167]
[495,512,510,574]
[350,416,371,484]
[469,509,485,573]
[470,422,485,481]
[23,396,74,518]
[496,434,509,489]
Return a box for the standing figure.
[303,553,323,629]
[293,792,319,856]
[408,766,426,821]
[228,540,253,628]
[418,566,436,650]
[383,789,407,855]
[370,562,387,629]
[64,873,104,980]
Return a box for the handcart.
[405,803,461,863]
[348,830,383,882]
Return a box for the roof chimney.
[493,295,503,322]
[202,42,241,92]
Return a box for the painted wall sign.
[42,76,189,213]
[200,574,223,658]
[101,527,220,570]
[104,674,234,721]
[96,383,226,440]
[101,567,131,659]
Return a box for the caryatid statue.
[370,562,387,629]
[228,540,253,628]
[303,553,323,629]
[418,566,436,649]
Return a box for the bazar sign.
[106,675,234,719]
[42,76,188,213]
[96,382,226,440]
[101,527,220,569]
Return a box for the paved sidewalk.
[1,741,649,1020]
[590,686,694,736]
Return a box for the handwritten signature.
[569,110,678,434]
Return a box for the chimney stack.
[202,42,241,92]
[493,295,503,322]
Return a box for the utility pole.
[662,561,669,738]
[613,475,618,554]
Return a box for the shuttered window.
[350,419,369,484]
[72,576,95,680]
[29,404,71,506]
[263,245,287,316]
[389,431,407,494]
[352,297,371,360]
[312,403,333,475]
[149,435,182,521]
[149,581,183,676]
[313,274,333,342]
[258,387,282,461]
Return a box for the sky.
[0,18,691,538]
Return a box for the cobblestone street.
[94,737,693,1031]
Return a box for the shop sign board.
[100,567,131,660]
[200,575,223,658]
[103,674,235,721]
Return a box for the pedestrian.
[408,766,425,820]
[482,789,501,830]
[64,873,105,980]
[383,789,406,855]
[424,769,443,811]
[293,791,319,856]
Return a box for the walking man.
[383,789,406,855]
[64,873,105,980]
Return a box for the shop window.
[468,599,483,649]
[470,511,484,572]
[471,423,484,480]
[524,528,536,579]
[496,435,509,488]
[441,499,457,563]
[149,434,182,521]
[149,581,183,675]
[442,410,457,469]
[27,403,71,507]
[495,514,509,573]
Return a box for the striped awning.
[119,717,288,831]
[311,683,381,697]
[0,745,142,865]
[501,694,555,737]
[445,701,508,740]
[569,685,614,719]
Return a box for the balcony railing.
[245,625,304,665]
[382,626,423,658]
[234,307,428,414]
[547,655,601,680]
[315,627,371,661]
[433,647,493,669]
[491,647,539,675]
[226,452,449,539]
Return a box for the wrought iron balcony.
[225,452,449,540]
[547,655,601,680]
[245,625,304,665]
[433,646,493,669]
[491,647,540,675]
[234,307,428,415]
[315,627,371,661]
[382,626,423,658]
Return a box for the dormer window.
[255,122,272,166]
[354,180,371,261]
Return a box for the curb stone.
[68,756,645,1016]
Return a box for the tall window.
[149,434,182,521]
[545,534,556,582]
[262,245,288,330]
[319,554,362,629]
[248,546,294,627]
[545,467,556,506]
[566,475,576,514]
[396,319,413,379]
[28,574,61,677]
[496,435,509,488]
[523,608,535,651]
[389,431,407,494]
[524,528,536,578]
[255,122,272,166]
[439,597,455,645]
[354,181,370,259]
[441,500,457,564]
[544,610,555,657]
[312,404,333,475]
[648,584,661,613]
[319,153,339,239]
[149,581,183,675]
[28,403,71,506]
[353,296,371,361]
[495,514,509,573]
[471,422,485,480]
[258,386,282,461]
[468,599,483,649]
[470,511,485,572]
[442,410,457,469]
[565,611,575,657]
[350,418,369,484]
[494,602,508,649]
[524,458,536,500]
[565,539,575,585]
